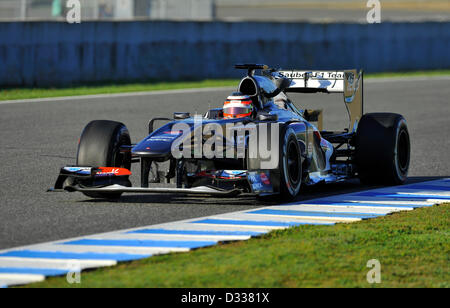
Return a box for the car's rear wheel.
[279,128,302,200]
[76,120,132,199]
[355,113,410,185]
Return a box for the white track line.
[343,199,436,206]
[87,233,252,242]
[214,212,357,223]
[0,257,116,269]
[30,245,187,255]
[245,212,364,223]
[0,274,45,285]
[271,204,399,214]
[0,258,112,271]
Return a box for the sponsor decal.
[147,137,177,142]
[193,170,247,180]
[218,170,247,180]
[163,130,184,136]
[345,72,356,92]
[96,167,132,177]
[279,71,345,80]
[346,72,355,85]
[63,167,131,177]
[260,173,271,185]
[248,171,273,194]
[63,167,91,175]
[145,130,184,142]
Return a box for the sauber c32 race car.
[49,64,411,200]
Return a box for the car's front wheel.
[76,120,132,199]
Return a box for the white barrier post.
[93,0,99,19]
[20,0,27,20]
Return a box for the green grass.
[24,203,449,288]
[0,79,238,102]
[1,70,449,102]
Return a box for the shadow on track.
[78,176,448,207]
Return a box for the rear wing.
[279,70,364,131]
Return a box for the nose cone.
[132,132,182,159]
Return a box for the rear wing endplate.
[279,70,364,131]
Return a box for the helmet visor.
[223,106,252,119]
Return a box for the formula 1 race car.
[49,64,411,200]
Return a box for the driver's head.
[223,92,253,119]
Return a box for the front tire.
[355,113,410,185]
[76,120,132,199]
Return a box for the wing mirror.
[257,113,278,122]
[174,112,190,120]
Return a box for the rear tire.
[355,113,410,185]
[279,128,302,200]
[76,120,132,199]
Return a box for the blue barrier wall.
[0,21,449,87]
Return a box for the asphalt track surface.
[0,77,449,250]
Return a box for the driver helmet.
[223,92,253,119]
